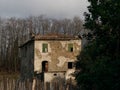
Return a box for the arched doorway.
[42,61,48,72]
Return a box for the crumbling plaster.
[34,40,81,73]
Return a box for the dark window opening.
[42,44,48,53]
[42,61,48,72]
[68,44,73,52]
[70,47,73,52]
[68,62,73,69]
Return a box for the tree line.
[0,16,83,73]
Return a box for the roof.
[19,33,81,48]
[33,33,80,40]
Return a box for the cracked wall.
[34,39,81,73]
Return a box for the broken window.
[68,44,73,52]
[42,43,48,53]
[42,61,48,72]
[68,62,73,69]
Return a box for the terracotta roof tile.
[33,33,79,40]
[20,33,81,48]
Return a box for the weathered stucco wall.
[44,72,65,82]
[34,39,81,73]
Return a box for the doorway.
[42,61,48,72]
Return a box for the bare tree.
[0,16,83,73]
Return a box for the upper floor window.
[42,43,48,53]
[68,43,73,52]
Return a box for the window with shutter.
[42,43,48,53]
[68,44,73,52]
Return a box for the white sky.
[0,0,89,19]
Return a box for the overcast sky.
[0,0,89,19]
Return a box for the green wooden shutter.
[42,44,48,52]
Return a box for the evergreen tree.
[76,0,120,90]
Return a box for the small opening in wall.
[54,73,57,76]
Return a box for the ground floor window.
[68,62,73,69]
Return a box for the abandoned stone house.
[19,33,81,83]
